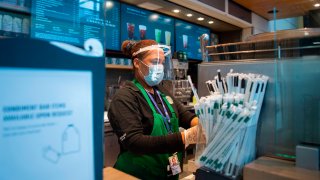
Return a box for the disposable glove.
[184,125,206,148]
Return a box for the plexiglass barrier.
[275,56,320,155]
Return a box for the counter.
[103,167,138,180]
[244,156,320,180]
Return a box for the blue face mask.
[139,61,164,86]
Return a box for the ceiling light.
[186,13,193,17]
[173,9,180,13]
[314,3,320,7]
[197,17,204,21]
[208,21,214,24]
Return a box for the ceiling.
[119,0,241,32]
[119,0,320,31]
[234,0,320,20]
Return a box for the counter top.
[103,167,138,180]
[244,156,320,180]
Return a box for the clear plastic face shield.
[133,45,172,86]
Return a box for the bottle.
[192,95,197,105]
[62,124,80,154]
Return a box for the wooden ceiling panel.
[234,0,320,20]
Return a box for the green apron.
[114,79,182,180]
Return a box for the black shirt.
[108,80,196,155]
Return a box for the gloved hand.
[183,125,206,148]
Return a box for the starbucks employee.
[108,39,203,180]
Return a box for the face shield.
[133,44,173,86]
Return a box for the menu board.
[121,3,174,50]
[31,0,106,48]
[175,19,210,60]
[105,0,120,50]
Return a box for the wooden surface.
[234,0,318,20]
[105,64,133,70]
[103,167,139,180]
[244,156,320,180]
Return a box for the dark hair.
[121,39,157,60]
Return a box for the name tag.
[168,153,181,175]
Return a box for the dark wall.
[105,69,134,110]
[228,0,252,23]
[304,9,320,28]
[217,30,242,44]
[106,69,133,85]
[187,61,201,90]
[198,0,225,12]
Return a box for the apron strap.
[133,79,178,129]
[132,79,157,114]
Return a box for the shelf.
[208,45,320,56]
[208,49,275,56]
[0,30,29,38]
[0,2,31,14]
[105,64,133,70]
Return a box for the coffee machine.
[161,51,193,106]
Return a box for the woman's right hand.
[181,125,206,148]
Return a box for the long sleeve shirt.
[108,80,196,155]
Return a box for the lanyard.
[146,90,172,133]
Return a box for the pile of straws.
[188,69,269,178]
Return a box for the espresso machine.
[161,51,193,106]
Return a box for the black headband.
[125,40,137,56]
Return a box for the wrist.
[181,131,185,144]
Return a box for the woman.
[108,39,202,179]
